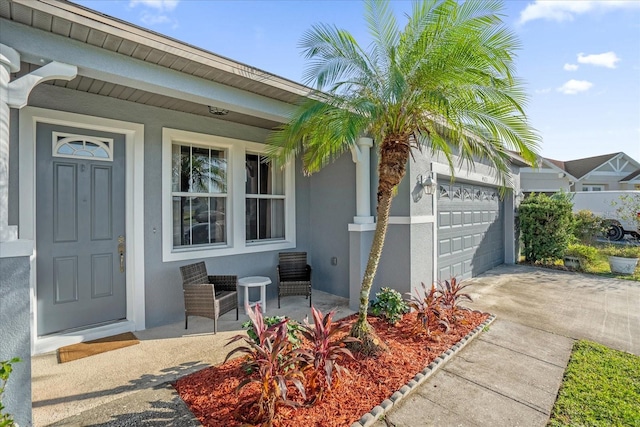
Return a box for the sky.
[74,0,640,162]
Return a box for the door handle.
[118,235,125,273]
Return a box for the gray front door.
[36,123,126,336]
[437,181,504,280]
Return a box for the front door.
[36,123,126,336]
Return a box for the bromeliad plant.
[370,287,410,325]
[298,307,358,404]
[406,282,448,338]
[437,277,473,324]
[225,305,306,426]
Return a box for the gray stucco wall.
[309,154,356,298]
[350,150,437,307]
[0,255,32,427]
[22,84,314,328]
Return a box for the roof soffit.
[3,0,313,105]
[2,18,296,123]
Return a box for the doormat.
[57,332,139,364]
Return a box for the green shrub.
[519,193,574,263]
[242,315,301,348]
[0,357,20,427]
[370,287,409,325]
[572,210,604,243]
[600,244,640,258]
[565,243,599,267]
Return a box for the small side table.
[238,276,272,314]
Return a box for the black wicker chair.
[179,262,238,333]
[277,252,312,308]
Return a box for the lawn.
[548,340,640,427]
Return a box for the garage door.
[437,181,504,280]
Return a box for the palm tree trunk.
[348,134,411,354]
[348,190,393,354]
[359,190,392,324]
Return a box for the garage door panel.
[463,235,473,250]
[437,182,504,280]
[439,239,451,256]
[452,237,462,252]
[439,212,451,227]
[452,212,462,226]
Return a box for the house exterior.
[0,1,523,424]
[520,152,640,195]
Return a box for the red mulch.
[174,311,488,427]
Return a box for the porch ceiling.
[1,0,311,129]
[15,62,282,129]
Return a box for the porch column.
[348,136,375,310]
[0,44,76,242]
[351,136,374,224]
[0,45,76,427]
[0,44,20,241]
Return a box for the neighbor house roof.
[561,152,622,180]
[620,169,640,183]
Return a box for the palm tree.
[267,0,539,354]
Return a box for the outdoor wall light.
[208,106,229,116]
[412,171,436,203]
[418,172,436,195]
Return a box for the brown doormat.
[57,332,139,363]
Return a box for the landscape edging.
[350,312,497,427]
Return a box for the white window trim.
[52,131,114,161]
[245,151,287,244]
[162,128,295,262]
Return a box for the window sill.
[163,240,296,263]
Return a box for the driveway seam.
[442,368,552,417]
[477,335,572,368]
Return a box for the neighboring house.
[0,1,523,424]
[521,152,640,194]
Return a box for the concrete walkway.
[32,291,355,426]
[375,264,640,426]
[33,265,640,426]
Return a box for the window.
[162,128,295,262]
[582,185,604,191]
[52,132,113,161]
[172,144,227,248]
[245,154,285,243]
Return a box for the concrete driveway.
[467,264,640,355]
[375,264,640,427]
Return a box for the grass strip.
[548,340,640,427]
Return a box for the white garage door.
[437,181,504,280]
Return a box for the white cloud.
[563,63,579,71]
[577,52,620,69]
[140,13,171,26]
[129,0,179,27]
[557,79,593,95]
[519,1,640,24]
[129,0,178,12]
